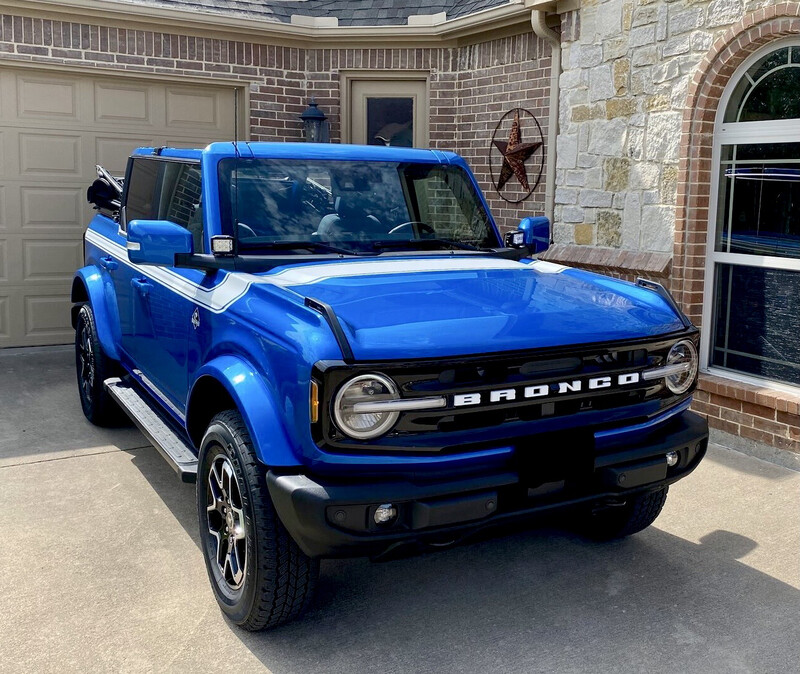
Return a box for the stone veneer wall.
[553,0,775,265]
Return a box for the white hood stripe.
[85,230,567,314]
[259,257,528,287]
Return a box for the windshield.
[217,158,499,253]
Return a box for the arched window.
[704,42,800,388]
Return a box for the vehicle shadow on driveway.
[128,446,800,674]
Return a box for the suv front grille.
[313,333,696,453]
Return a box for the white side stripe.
[86,229,256,313]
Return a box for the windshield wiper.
[238,240,364,256]
[372,238,492,253]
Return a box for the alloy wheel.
[78,323,95,403]
[206,455,248,590]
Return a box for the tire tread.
[205,410,318,631]
[580,486,669,540]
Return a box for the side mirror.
[504,216,550,255]
[127,220,193,266]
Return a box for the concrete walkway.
[1,348,798,674]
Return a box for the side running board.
[105,377,198,483]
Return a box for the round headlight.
[333,374,400,440]
[665,339,698,395]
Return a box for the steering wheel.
[388,221,436,237]
[237,222,257,239]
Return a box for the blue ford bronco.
[74,142,708,630]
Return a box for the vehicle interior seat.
[317,196,384,239]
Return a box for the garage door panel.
[19,132,82,176]
[95,81,153,125]
[96,137,156,175]
[24,292,73,340]
[166,87,229,130]
[1,67,237,347]
[19,186,84,231]
[17,74,80,120]
[0,295,9,340]
[22,240,83,283]
[0,235,21,286]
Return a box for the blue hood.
[260,257,685,361]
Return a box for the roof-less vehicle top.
[74,142,708,630]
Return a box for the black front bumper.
[268,410,709,558]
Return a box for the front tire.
[575,487,669,540]
[74,304,125,426]
[197,410,318,630]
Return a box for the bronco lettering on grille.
[452,372,641,407]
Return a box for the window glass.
[366,98,413,147]
[710,44,800,390]
[725,47,800,122]
[124,158,203,251]
[711,263,800,386]
[406,165,489,243]
[162,163,203,252]
[716,143,800,258]
[124,158,159,223]
[217,158,497,250]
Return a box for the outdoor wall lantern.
[299,97,329,143]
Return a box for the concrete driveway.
[1,347,798,674]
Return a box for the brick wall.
[0,12,550,230]
[266,37,550,232]
[455,34,550,231]
[694,375,800,456]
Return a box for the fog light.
[374,504,397,525]
[666,451,679,467]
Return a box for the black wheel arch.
[186,375,238,449]
[70,277,90,328]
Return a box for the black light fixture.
[299,97,329,143]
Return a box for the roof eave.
[5,0,533,47]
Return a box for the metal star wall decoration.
[490,108,545,203]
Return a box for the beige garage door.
[0,67,238,347]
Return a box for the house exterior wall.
[251,34,551,231]
[0,13,552,234]
[551,0,800,466]
[554,0,776,258]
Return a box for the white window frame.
[701,38,800,393]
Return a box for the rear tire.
[74,304,125,427]
[197,410,318,630]
[575,487,668,540]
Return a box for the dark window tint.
[162,163,203,252]
[124,158,203,252]
[124,158,159,222]
[740,67,800,122]
[711,263,800,386]
[367,98,413,147]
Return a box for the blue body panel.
[78,143,695,475]
[256,257,684,360]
